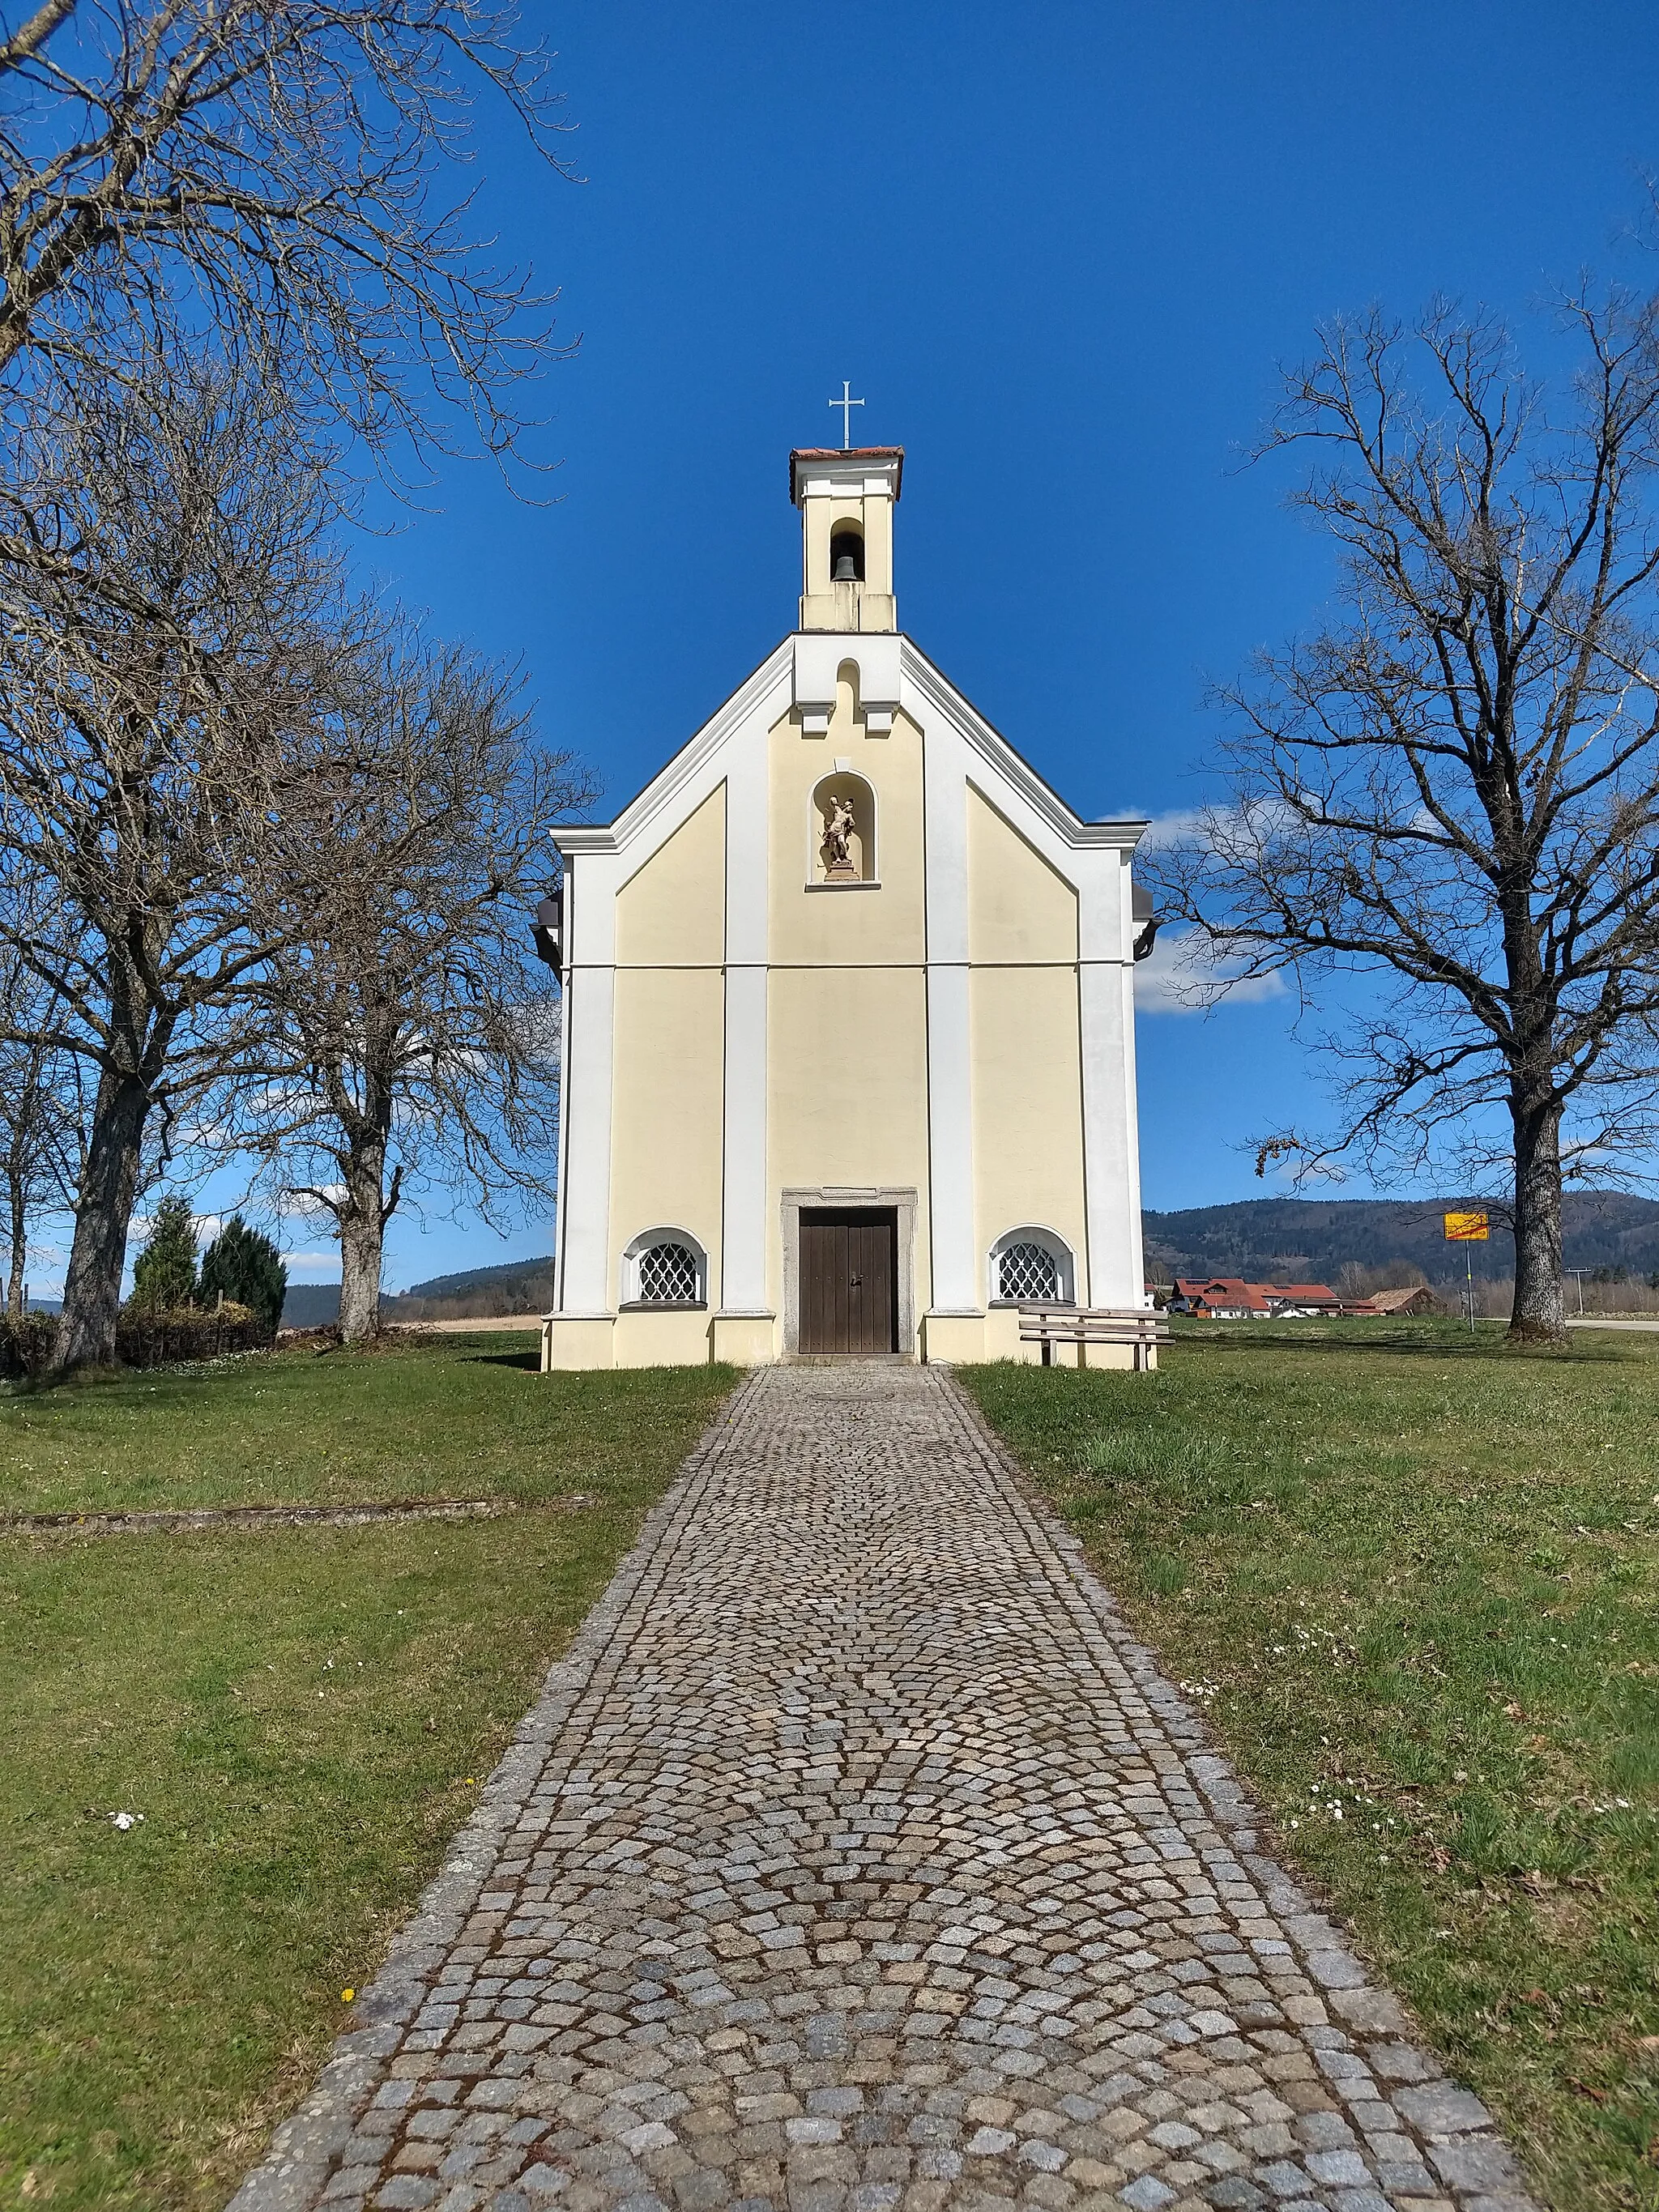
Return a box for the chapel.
[539,444,1151,1370]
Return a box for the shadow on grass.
[2,1360,139,1396]
[462,1349,542,1372]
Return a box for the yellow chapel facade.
[541,445,1151,1370]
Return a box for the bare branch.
[221,624,595,1339]
[1144,292,1659,1340]
[0,0,578,475]
[0,350,356,1364]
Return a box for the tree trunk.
[1509,1089,1566,1343]
[336,1138,388,1344]
[5,1170,24,1315]
[52,1068,150,1369]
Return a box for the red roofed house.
[1266,1283,1344,1316]
[1172,1278,1276,1319]
[1170,1278,1343,1319]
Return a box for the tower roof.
[789,446,904,502]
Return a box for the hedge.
[0,1312,57,1381]
[1,1302,274,1380]
[116,1302,270,1367]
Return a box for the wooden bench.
[1017,1305,1169,1370]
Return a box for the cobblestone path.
[234,1365,1534,2212]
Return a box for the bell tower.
[790,446,902,633]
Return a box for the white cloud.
[1132,799,1302,855]
[1133,927,1288,1016]
[1135,808,1214,850]
[130,1210,222,1241]
[284,1184,348,1221]
[279,1249,340,1277]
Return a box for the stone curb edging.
[224,1362,1540,2212]
[1,1497,599,1537]
[223,1372,766,2212]
[933,1366,1538,2211]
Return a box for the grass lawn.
[965,1319,1659,2212]
[0,1330,734,1515]
[0,1335,735,2211]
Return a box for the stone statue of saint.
[822,795,858,879]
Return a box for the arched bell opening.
[809,772,876,886]
[830,526,865,583]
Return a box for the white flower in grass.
[110,1811,143,1831]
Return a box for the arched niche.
[621,1226,708,1308]
[989,1225,1077,1306]
[808,771,877,887]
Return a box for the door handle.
[850,1275,862,1287]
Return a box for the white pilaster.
[556,856,618,1314]
[720,722,771,1314]
[923,723,979,1313]
[1078,852,1143,1307]
[1119,858,1148,1302]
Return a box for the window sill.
[804,878,881,893]
[619,1301,708,1313]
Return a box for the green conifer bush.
[129,1196,198,1310]
[198,1217,288,1335]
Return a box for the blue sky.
[87,2,1659,1292]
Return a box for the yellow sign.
[1444,1210,1490,1242]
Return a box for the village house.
[1165,1276,1437,1319]
[1170,1278,1281,1319]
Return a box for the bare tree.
[0,356,351,1367]
[0,928,83,1312]
[0,0,576,467]
[241,632,590,1340]
[1144,296,1659,1342]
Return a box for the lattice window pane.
[637,1242,699,1304]
[999,1241,1060,1302]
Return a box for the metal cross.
[828,381,864,449]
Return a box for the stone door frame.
[781,1186,918,1358]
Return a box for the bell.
[833,553,858,582]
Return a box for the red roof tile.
[1178,1277,1275,1312]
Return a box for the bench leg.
[1041,1339,1051,1368]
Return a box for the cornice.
[898,639,1148,852]
[551,633,1148,863]
[790,448,904,504]
[549,824,620,855]
[549,640,795,861]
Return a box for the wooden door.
[798,1208,898,1353]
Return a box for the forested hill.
[394,1256,555,1310]
[1143,1195,1659,1283]
[275,1197,1659,1325]
[280,1255,554,1327]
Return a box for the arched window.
[990,1226,1076,1306]
[621,1229,707,1308]
[830,526,864,582]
